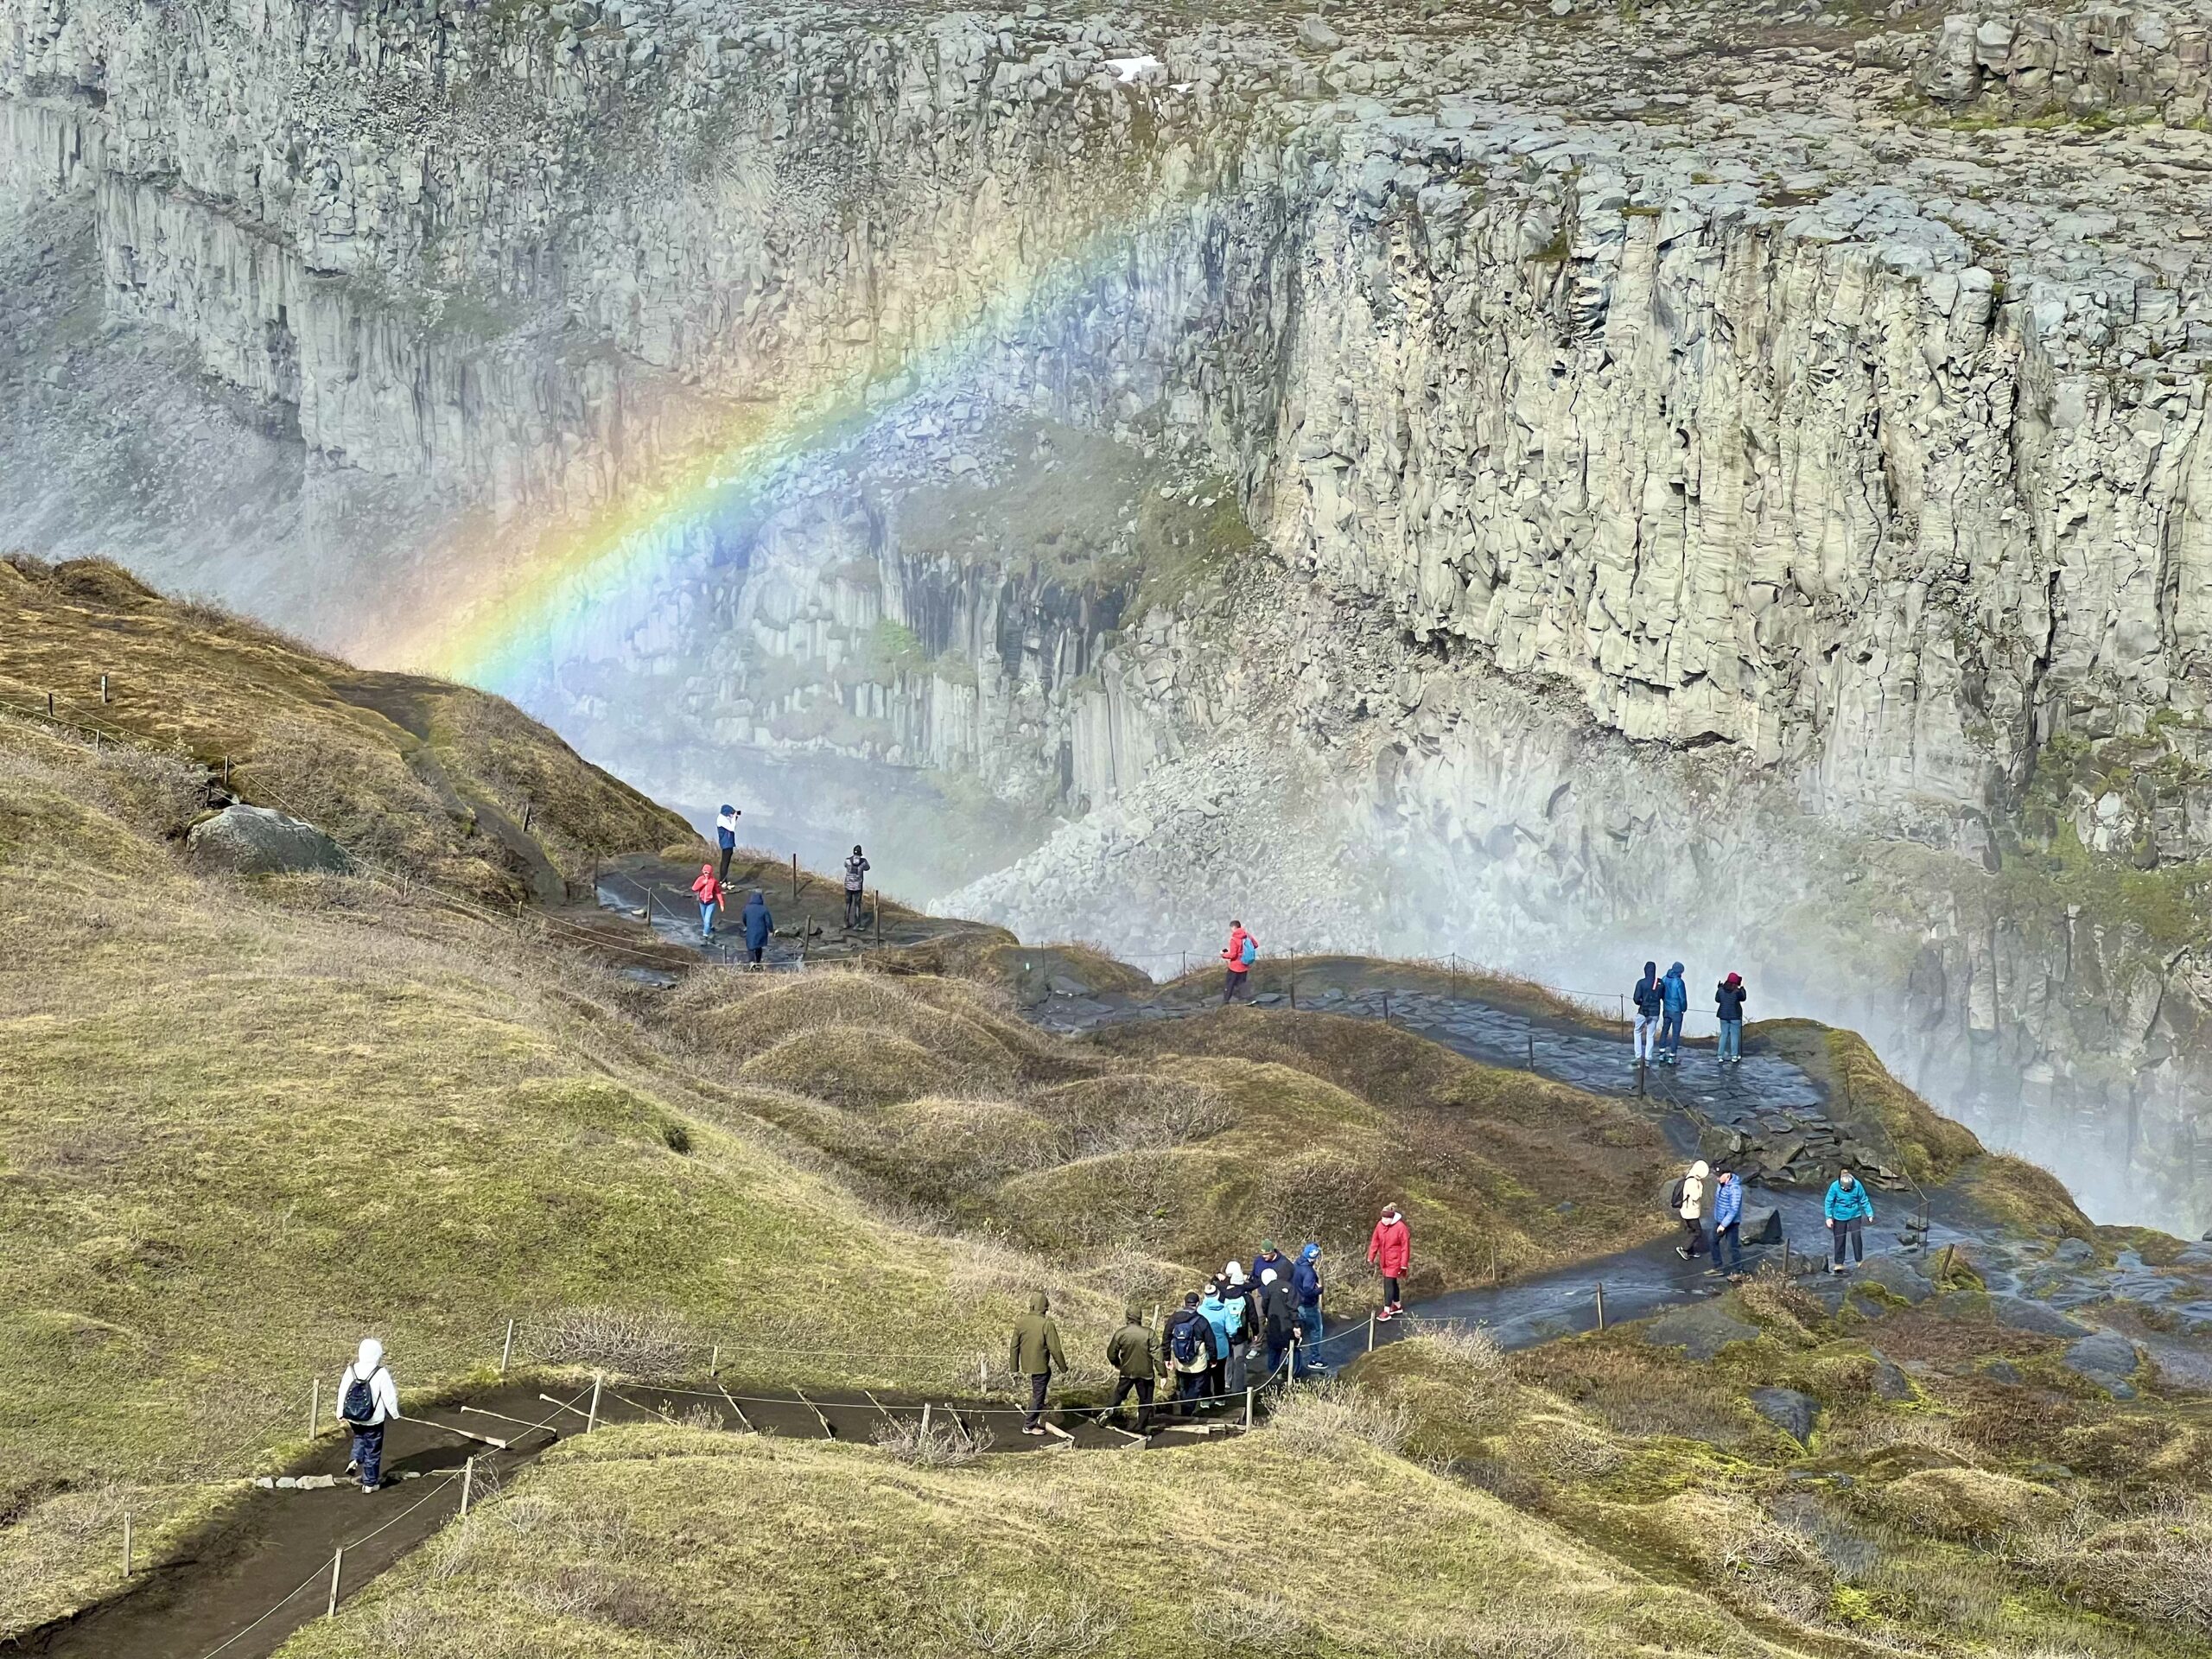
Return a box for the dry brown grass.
[524,1306,698,1381]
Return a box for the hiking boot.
[1675,1246,1691,1259]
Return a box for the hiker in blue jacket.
[1824,1166,1875,1273]
[1198,1279,1240,1400]
[1659,962,1688,1065]
[1710,1167,1745,1272]
[1631,961,1663,1065]
[1291,1242,1325,1376]
[714,804,741,882]
[741,889,773,968]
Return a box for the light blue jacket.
[1662,963,1688,1014]
[1824,1178,1875,1222]
[1198,1293,1240,1347]
[1713,1175,1744,1230]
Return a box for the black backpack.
[341,1372,377,1425]
[1667,1176,1687,1211]
[1169,1315,1205,1364]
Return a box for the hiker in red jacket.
[690,864,726,941]
[1368,1204,1411,1319]
[1221,920,1256,1004]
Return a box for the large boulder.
[1749,1386,1820,1445]
[186,804,350,876]
[2063,1332,2143,1397]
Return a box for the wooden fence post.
[100,673,111,704]
[521,802,533,834]
[1594,1282,1606,1332]
[460,1456,475,1516]
[327,1548,344,1618]
[921,1401,933,1440]
[499,1319,516,1375]
[1244,1386,1255,1428]
[709,1344,720,1376]
[1366,1313,1376,1352]
[587,1371,603,1432]
[308,1377,320,1441]
[791,853,799,902]
[123,1514,133,1578]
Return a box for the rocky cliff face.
[7,0,2212,1230]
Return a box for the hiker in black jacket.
[1161,1292,1220,1417]
[1257,1268,1298,1382]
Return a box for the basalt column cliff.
[5,0,2212,1229]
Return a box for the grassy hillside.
[0,556,690,899]
[276,1421,1783,1659]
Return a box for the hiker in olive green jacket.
[1100,1305,1161,1433]
[1008,1291,1069,1436]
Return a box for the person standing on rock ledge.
[1008,1291,1067,1436]
[335,1338,400,1495]
[842,845,870,930]
[1631,962,1663,1065]
[714,804,741,882]
[1715,971,1748,1065]
[1825,1166,1875,1273]
[1659,962,1688,1065]
[1221,919,1257,1003]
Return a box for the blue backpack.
[1169,1315,1205,1364]
[1239,935,1257,966]
[341,1372,377,1425]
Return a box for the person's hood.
[356,1337,383,1372]
[1641,961,1656,980]
[1260,1268,1278,1285]
[1300,1242,1321,1262]
[1123,1304,1144,1326]
[1224,1261,1247,1284]
[1667,962,1685,977]
[1199,1291,1226,1308]
[700,864,715,876]
[1027,1292,1049,1314]
[1381,1207,1402,1224]
[718,804,735,816]
[1838,1171,1857,1185]
[1724,971,1742,987]
[1688,1160,1709,1179]
[745,891,767,906]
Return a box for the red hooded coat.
[1368,1212,1411,1278]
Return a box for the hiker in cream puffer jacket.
[1675,1160,1709,1261]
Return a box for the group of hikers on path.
[1632,960,1750,1066]
[1674,1158,1878,1274]
[686,804,873,964]
[1009,1208,1414,1434]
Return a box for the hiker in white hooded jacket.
[335,1338,401,1493]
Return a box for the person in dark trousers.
[843,845,870,930]
[1368,1204,1411,1319]
[1660,961,1688,1065]
[1631,961,1662,1065]
[1198,1278,1238,1401]
[1250,1238,1292,1294]
[1163,1292,1219,1416]
[1220,1262,1256,1395]
[1258,1268,1297,1382]
[1674,1160,1708,1259]
[741,888,773,967]
[690,864,726,940]
[1007,1291,1067,1435]
[1101,1305,1161,1432]
[334,1338,400,1494]
[715,804,741,882]
[1291,1242,1325,1376]
[1825,1166,1875,1272]
[1710,1166,1745,1272]
[1221,919,1256,1002]
[1715,971,1747,1065]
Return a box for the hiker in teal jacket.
[1824,1167,1875,1273]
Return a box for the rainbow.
[390,190,1200,696]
